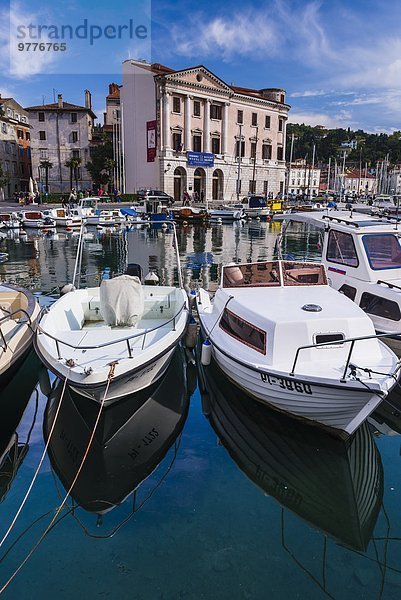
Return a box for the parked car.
[137,189,174,203]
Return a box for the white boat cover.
[100,275,144,327]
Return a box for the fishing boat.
[20,210,56,229]
[34,224,190,404]
[208,205,245,222]
[276,211,401,355]
[196,259,400,437]
[0,283,41,385]
[0,213,21,229]
[200,358,383,551]
[43,347,191,514]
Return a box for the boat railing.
[290,331,401,382]
[36,301,188,360]
[0,307,34,350]
[377,280,401,292]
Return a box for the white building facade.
[26,92,96,194]
[287,160,321,197]
[122,61,290,202]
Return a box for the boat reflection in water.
[200,358,383,552]
[44,347,194,516]
[0,352,41,503]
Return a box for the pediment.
[165,66,232,94]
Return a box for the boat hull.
[69,347,175,404]
[207,340,387,438]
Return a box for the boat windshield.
[282,261,327,286]
[362,234,401,270]
[222,261,327,287]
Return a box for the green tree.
[39,159,53,193]
[86,137,115,189]
[65,157,82,190]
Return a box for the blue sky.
[1,0,401,133]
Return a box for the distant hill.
[287,124,401,166]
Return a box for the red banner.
[147,120,157,162]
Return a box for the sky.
[1,0,401,133]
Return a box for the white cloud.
[288,110,353,129]
[290,90,328,98]
[0,2,60,78]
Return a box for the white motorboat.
[370,195,397,216]
[20,210,56,229]
[240,195,270,219]
[208,205,245,222]
[0,283,41,385]
[277,211,401,355]
[196,259,400,437]
[0,213,21,229]
[75,197,124,226]
[35,225,190,404]
[42,208,84,228]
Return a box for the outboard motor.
[125,263,143,281]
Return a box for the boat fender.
[266,215,271,222]
[188,289,196,308]
[201,339,212,366]
[60,283,76,295]
[185,317,198,349]
[256,216,261,221]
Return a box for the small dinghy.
[0,283,41,385]
[196,259,401,437]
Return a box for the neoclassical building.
[122,60,290,201]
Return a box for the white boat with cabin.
[20,210,56,229]
[42,208,84,228]
[196,259,400,437]
[34,225,189,404]
[277,210,401,354]
[75,197,124,226]
[0,213,21,229]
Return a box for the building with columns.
[122,60,290,202]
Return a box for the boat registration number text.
[260,373,312,395]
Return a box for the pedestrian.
[68,189,76,209]
[200,189,205,203]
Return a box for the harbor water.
[1,221,401,599]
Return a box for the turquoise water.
[1,222,401,599]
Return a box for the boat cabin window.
[222,261,281,288]
[219,308,266,354]
[360,292,401,321]
[326,230,359,267]
[282,262,327,286]
[339,284,357,301]
[362,234,401,270]
[315,333,344,346]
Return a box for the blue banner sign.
[187,152,215,167]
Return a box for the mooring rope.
[0,363,115,594]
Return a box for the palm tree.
[65,157,82,190]
[39,160,53,193]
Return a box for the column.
[203,98,210,153]
[163,90,171,149]
[184,95,192,151]
[222,102,229,155]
